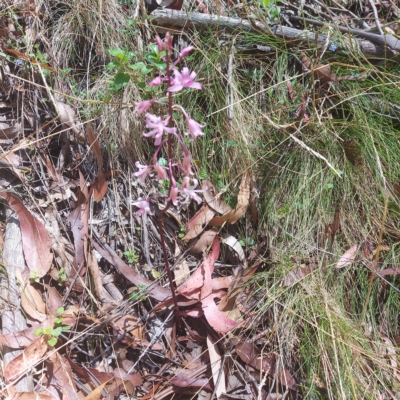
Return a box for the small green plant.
[258,0,280,21]
[54,268,67,286]
[106,44,167,94]
[128,284,148,302]
[29,270,40,283]
[239,237,255,247]
[35,307,71,347]
[124,249,139,264]
[178,225,185,239]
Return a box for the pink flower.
[179,46,194,58]
[134,161,152,182]
[168,176,179,206]
[154,162,168,180]
[168,68,202,92]
[181,177,203,204]
[132,198,153,216]
[156,36,163,52]
[135,100,153,115]
[143,114,177,146]
[172,104,205,140]
[148,76,162,87]
[186,117,205,139]
[182,153,194,175]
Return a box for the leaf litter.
[0,3,398,400]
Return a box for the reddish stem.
[157,41,182,331]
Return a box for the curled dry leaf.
[209,171,251,226]
[67,170,89,271]
[220,233,245,263]
[207,334,226,398]
[0,191,53,277]
[86,123,107,202]
[249,178,259,229]
[336,245,358,269]
[55,100,80,135]
[190,228,218,254]
[0,122,22,140]
[182,204,216,241]
[12,393,56,400]
[113,368,143,386]
[174,240,190,286]
[179,236,240,333]
[90,238,171,302]
[282,264,317,287]
[47,352,79,400]
[202,180,232,215]
[3,335,48,382]
[202,295,240,333]
[17,269,47,322]
[44,284,63,316]
[236,341,297,390]
[171,373,213,391]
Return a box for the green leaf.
[199,170,208,179]
[57,307,65,316]
[108,48,125,59]
[113,73,130,89]
[54,317,63,324]
[51,327,63,337]
[129,62,145,71]
[48,337,57,347]
[34,328,44,336]
[62,325,71,331]
[158,157,168,167]
[140,65,153,75]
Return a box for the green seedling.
[128,284,148,302]
[55,268,67,286]
[29,270,40,283]
[35,307,71,347]
[124,249,139,264]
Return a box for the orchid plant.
[132,34,205,328]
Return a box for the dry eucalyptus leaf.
[55,100,80,135]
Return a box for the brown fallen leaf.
[336,245,358,269]
[209,171,251,226]
[183,205,216,240]
[236,341,297,390]
[17,269,47,322]
[84,380,110,400]
[174,241,191,286]
[90,238,171,302]
[67,170,89,273]
[44,284,63,317]
[202,180,232,215]
[207,334,226,396]
[282,264,317,287]
[0,191,53,277]
[180,237,239,333]
[249,178,259,229]
[171,372,212,391]
[3,336,48,382]
[190,228,218,254]
[86,123,108,202]
[55,100,80,135]
[220,233,245,263]
[12,393,56,400]
[47,352,79,400]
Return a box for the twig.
[151,10,399,56]
[368,0,384,36]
